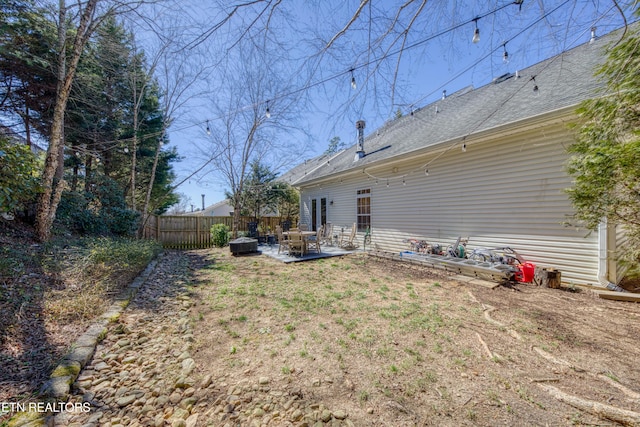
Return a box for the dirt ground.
[184,247,640,426]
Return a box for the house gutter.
[598,219,625,291]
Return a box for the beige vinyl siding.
[301,121,600,286]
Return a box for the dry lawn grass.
[185,247,640,426]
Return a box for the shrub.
[0,136,41,215]
[211,223,230,247]
[55,176,139,236]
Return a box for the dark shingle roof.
[277,151,345,185]
[296,27,623,185]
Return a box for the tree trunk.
[35,0,99,242]
[84,154,93,193]
[138,137,162,238]
[130,131,137,210]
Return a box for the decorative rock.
[175,377,194,389]
[122,356,137,364]
[291,409,303,421]
[116,339,131,348]
[320,409,332,422]
[171,407,189,420]
[93,362,110,372]
[334,410,347,420]
[41,375,73,399]
[200,374,212,388]
[180,358,196,376]
[258,377,270,385]
[169,392,182,405]
[116,394,137,407]
[185,414,199,427]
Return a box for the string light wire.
[51,0,620,190]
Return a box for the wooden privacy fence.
[142,215,289,249]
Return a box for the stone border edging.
[7,254,161,427]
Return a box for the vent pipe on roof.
[355,120,366,159]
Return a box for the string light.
[350,69,357,89]
[317,1,592,188]
[462,143,467,152]
[265,100,271,118]
[206,120,211,135]
[386,179,389,188]
[502,43,509,63]
[86,0,579,160]
[590,26,597,44]
[472,18,480,44]
[514,0,524,11]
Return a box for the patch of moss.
[50,361,81,379]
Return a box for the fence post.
[197,216,201,247]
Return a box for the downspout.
[598,219,625,291]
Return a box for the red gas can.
[516,262,535,283]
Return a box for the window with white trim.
[356,188,371,232]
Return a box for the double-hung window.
[356,189,371,232]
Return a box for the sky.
[137,0,634,212]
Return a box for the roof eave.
[297,105,581,188]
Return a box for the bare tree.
[135,22,215,235]
[203,38,305,238]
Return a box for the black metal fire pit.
[229,237,259,256]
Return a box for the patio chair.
[276,226,289,254]
[339,223,359,250]
[288,232,305,256]
[320,223,333,245]
[307,225,323,253]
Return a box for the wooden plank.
[452,275,500,289]
[595,290,640,303]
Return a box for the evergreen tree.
[567,15,640,277]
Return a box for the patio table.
[282,230,316,255]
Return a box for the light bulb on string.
[206,120,211,135]
[386,179,389,188]
[265,100,271,119]
[462,143,467,152]
[350,69,356,90]
[590,27,597,44]
[424,169,429,176]
[531,76,539,95]
[402,178,406,186]
[502,43,509,63]
[472,18,480,44]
